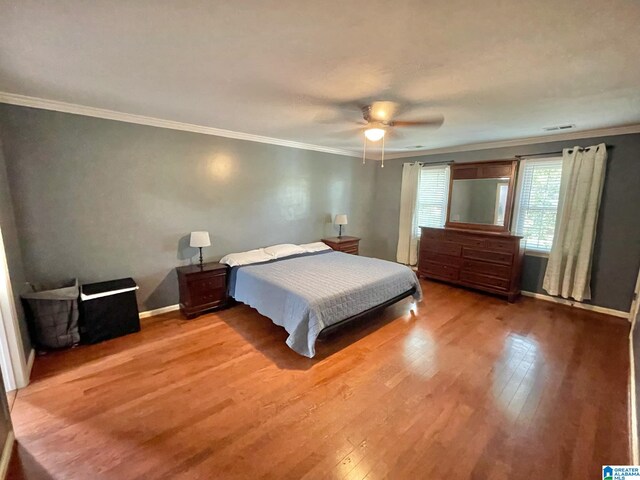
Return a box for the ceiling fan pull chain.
[362,136,367,164]
[381,135,385,168]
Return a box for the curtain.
[396,162,421,265]
[543,143,607,301]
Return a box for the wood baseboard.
[521,291,629,319]
[138,304,180,319]
[0,430,14,480]
[26,349,35,382]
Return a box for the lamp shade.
[189,231,211,248]
[334,214,348,226]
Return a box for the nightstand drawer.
[188,275,226,293]
[190,287,226,306]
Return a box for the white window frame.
[414,164,450,235]
[513,156,563,256]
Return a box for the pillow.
[219,248,273,267]
[263,243,306,259]
[299,242,332,253]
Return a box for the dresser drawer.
[421,240,462,257]
[420,261,459,281]
[188,274,226,293]
[420,228,445,240]
[483,238,516,253]
[420,252,462,267]
[442,232,485,248]
[462,247,513,265]
[462,259,511,279]
[341,246,359,255]
[460,271,510,291]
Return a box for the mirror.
[445,160,517,232]
[449,178,510,226]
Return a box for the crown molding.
[3,91,639,161]
[385,124,640,159]
[0,91,361,158]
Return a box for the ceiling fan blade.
[312,108,361,124]
[385,128,404,140]
[327,126,367,140]
[391,114,444,128]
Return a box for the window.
[415,164,450,235]
[514,157,563,253]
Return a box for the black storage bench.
[79,277,140,344]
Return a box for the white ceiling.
[1,0,639,155]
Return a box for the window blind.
[415,165,450,235]
[514,157,563,252]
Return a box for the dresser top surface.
[420,226,522,239]
[176,262,227,275]
[322,236,360,244]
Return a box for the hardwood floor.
[7,280,630,479]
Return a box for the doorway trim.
[0,228,29,391]
[629,265,640,465]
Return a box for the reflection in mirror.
[449,178,510,226]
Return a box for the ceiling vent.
[543,124,575,132]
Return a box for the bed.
[227,250,422,357]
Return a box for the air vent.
[543,124,575,132]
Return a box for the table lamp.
[335,214,348,238]
[190,231,211,267]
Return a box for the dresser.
[177,262,229,319]
[321,236,360,255]
[418,227,524,302]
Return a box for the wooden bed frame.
[317,286,417,339]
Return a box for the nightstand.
[177,262,229,319]
[321,236,360,255]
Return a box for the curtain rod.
[404,144,612,163]
[515,144,612,159]
[403,160,454,166]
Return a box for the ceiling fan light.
[364,128,385,142]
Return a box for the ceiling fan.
[357,101,444,167]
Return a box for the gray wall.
[372,133,640,312]
[0,104,377,311]
[0,135,31,356]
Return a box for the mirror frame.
[445,159,518,233]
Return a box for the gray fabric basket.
[21,279,80,350]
